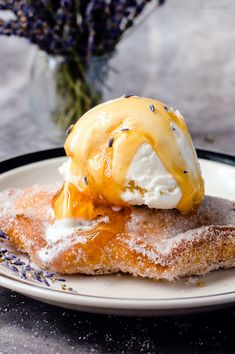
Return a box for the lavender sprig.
[0,230,9,240]
[0,1,166,131]
[0,230,76,293]
[0,0,166,57]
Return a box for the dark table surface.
[0,0,235,353]
[0,287,235,354]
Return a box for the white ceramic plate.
[0,149,234,316]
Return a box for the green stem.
[52,56,106,131]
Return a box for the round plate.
[0,149,234,316]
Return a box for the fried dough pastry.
[0,185,234,280]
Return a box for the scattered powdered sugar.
[47,206,55,219]
[153,227,213,255]
[185,276,199,285]
[0,183,234,280]
[0,188,23,216]
[124,238,158,262]
[38,236,87,264]
[0,184,58,218]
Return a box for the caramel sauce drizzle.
[53,96,204,220]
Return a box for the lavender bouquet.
[0,0,165,138]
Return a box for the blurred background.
[0,0,234,160]
[0,2,234,353]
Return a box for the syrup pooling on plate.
[53,96,204,221]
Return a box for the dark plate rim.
[0,147,234,304]
[0,148,234,174]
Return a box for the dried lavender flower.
[0,1,166,57]
[56,277,66,282]
[23,265,32,272]
[0,233,77,292]
[5,254,17,260]
[108,137,114,148]
[8,264,18,273]
[12,259,25,266]
[0,230,9,240]
[83,176,88,185]
[43,277,50,287]
[150,104,155,112]
[123,94,133,98]
[44,271,56,278]
[20,270,27,279]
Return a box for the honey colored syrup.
[59,206,131,270]
[53,96,204,221]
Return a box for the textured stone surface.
[0,288,234,354]
[0,1,235,353]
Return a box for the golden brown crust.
[0,185,234,280]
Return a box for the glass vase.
[29,51,111,144]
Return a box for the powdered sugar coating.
[0,184,234,280]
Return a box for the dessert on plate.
[0,96,234,280]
